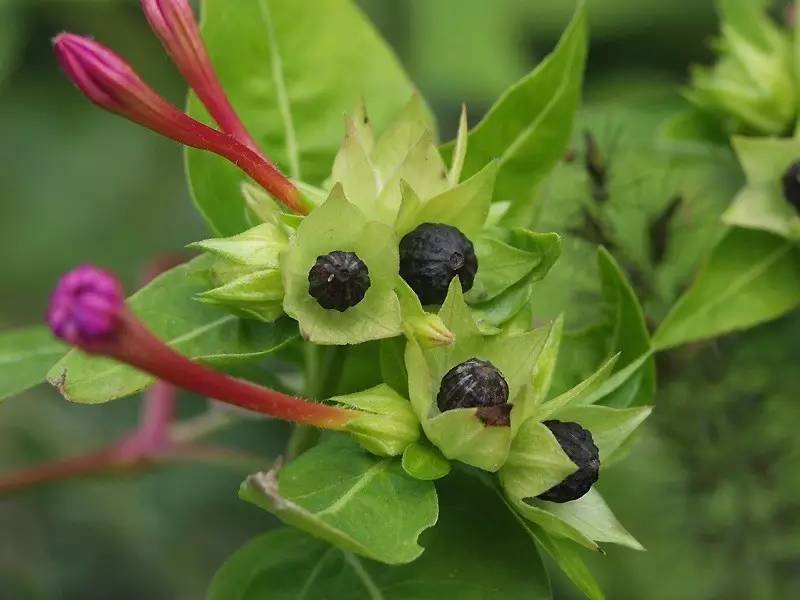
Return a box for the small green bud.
[687,3,796,135]
[191,223,290,322]
[334,384,420,457]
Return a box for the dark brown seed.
[308,251,370,312]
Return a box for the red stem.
[0,447,132,496]
[113,312,355,430]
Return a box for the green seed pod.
[537,420,600,503]
[308,251,371,312]
[781,161,800,212]
[399,223,478,305]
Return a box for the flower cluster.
[45,0,650,582]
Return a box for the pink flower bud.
[47,265,125,349]
[141,0,262,154]
[53,34,305,214]
[48,266,353,429]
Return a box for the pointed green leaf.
[213,471,551,599]
[0,327,65,401]
[443,3,588,226]
[654,228,800,350]
[239,435,437,565]
[537,354,619,419]
[525,524,605,600]
[534,489,644,551]
[596,248,655,407]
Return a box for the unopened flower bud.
[404,314,455,348]
[53,34,304,214]
[47,265,355,429]
[140,0,262,153]
[334,384,420,457]
[47,265,124,349]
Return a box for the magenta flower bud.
[53,34,305,214]
[47,266,354,429]
[47,265,124,348]
[141,0,262,154]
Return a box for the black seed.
[537,420,600,503]
[308,251,370,312]
[437,358,510,427]
[399,223,478,305]
[782,161,800,212]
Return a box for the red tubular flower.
[53,34,305,215]
[47,266,354,429]
[141,0,263,155]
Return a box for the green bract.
[686,0,796,136]
[724,136,800,239]
[332,383,420,457]
[405,279,550,471]
[191,221,290,322]
[498,332,652,551]
[281,186,403,345]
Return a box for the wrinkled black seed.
[437,358,510,427]
[399,223,478,305]
[308,251,370,312]
[782,161,800,212]
[537,420,600,503]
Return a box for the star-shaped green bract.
[724,136,800,239]
[405,278,549,471]
[281,185,403,345]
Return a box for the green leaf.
[533,489,644,551]
[525,524,605,600]
[379,336,409,398]
[653,228,800,350]
[239,435,437,565]
[466,236,541,303]
[595,248,655,407]
[0,327,65,401]
[212,471,552,599]
[443,2,588,226]
[187,0,417,235]
[401,442,450,481]
[48,260,298,404]
[537,354,619,419]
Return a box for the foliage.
[3,0,800,598]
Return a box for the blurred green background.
[1,1,798,598]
